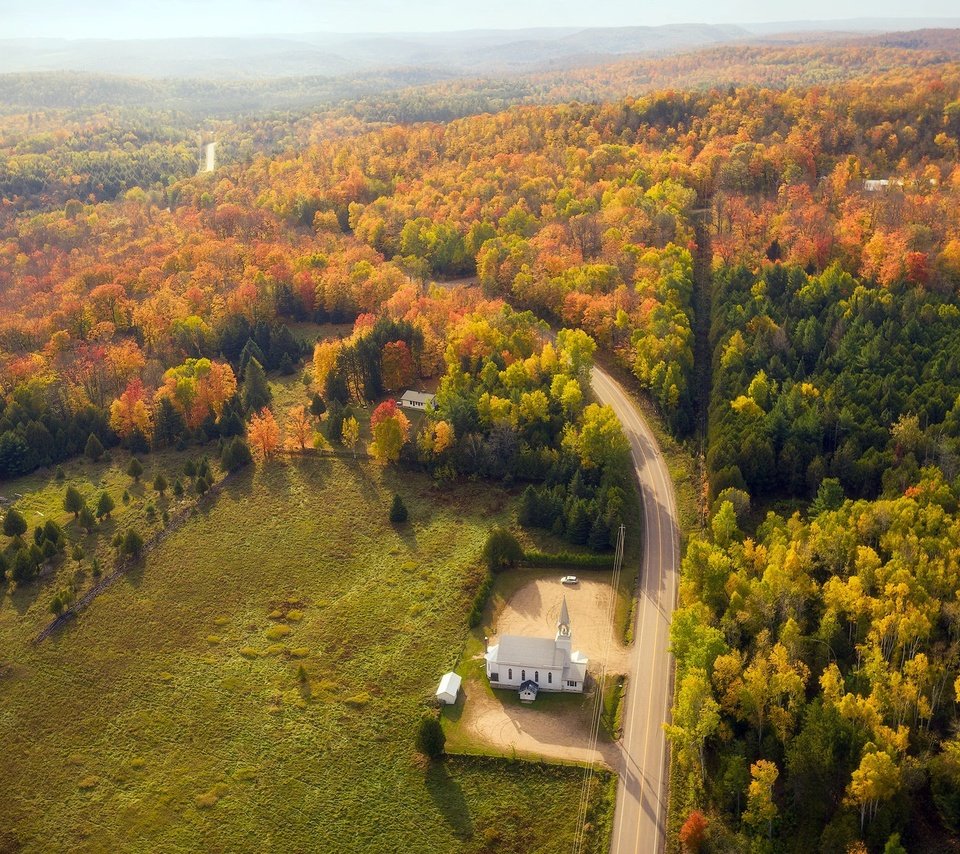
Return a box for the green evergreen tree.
[3,508,27,540]
[96,491,115,520]
[63,485,84,518]
[310,393,327,417]
[389,494,408,523]
[72,543,85,567]
[416,715,446,759]
[153,472,168,497]
[12,549,34,583]
[567,502,591,546]
[78,505,96,532]
[242,357,272,413]
[127,457,144,482]
[588,515,610,552]
[122,529,144,558]
[173,478,184,497]
[518,486,538,527]
[221,438,252,473]
[84,433,104,462]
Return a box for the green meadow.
[0,456,612,852]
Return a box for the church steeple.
[557,596,570,635]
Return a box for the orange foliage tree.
[285,404,313,451]
[247,407,281,462]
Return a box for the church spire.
[557,595,570,636]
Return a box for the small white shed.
[436,671,462,705]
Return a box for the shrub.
[482,527,522,573]
[55,465,66,480]
[3,508,27,539]
[184,459,197,477]
[679,809,708,852]
[389,494,408,523]
[468,571,493,628]
[173,478,184,497]
[416,715,446,759]
[520,550,614,568]
[153,473,168,496]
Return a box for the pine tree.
[84,433,104,461]
[78,505,97,532]
[310,393,327,417]
[567,502,591,546]
[153,473,168,497]
[416,715,446,759]
[127,457,144,482]
[3,508,27,540]
[518,485,538,527]
[96,491,115,520]
[122,529,144,558]
[242,357,272,413]
[63,485,84,518]
[389,494,408,523]
[588,515,610,551]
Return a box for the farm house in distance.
[484,597,588,700]
[399,390,435,410]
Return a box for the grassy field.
[0,455,613,853]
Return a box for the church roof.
[492,635,566,668]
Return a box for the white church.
[484,596,588,701]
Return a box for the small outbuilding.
[518,680,540,703]
[436,671,462,705]
[399,390,436,410]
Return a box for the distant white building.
[399,390,435,410]
[436,671,461,705]
[484,597,588,698]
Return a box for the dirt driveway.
[451,572,631,768]
[490,573,631,674]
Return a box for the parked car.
[560,575,578,585]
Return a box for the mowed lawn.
[0,457,612,853]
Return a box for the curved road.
[591,365,681,854]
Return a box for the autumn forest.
[2,27,960,854]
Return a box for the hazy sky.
[2,0,958,39]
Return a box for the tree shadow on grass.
[424,760,474,841]
[222,466,256,500]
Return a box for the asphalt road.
[591,364,681,854]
